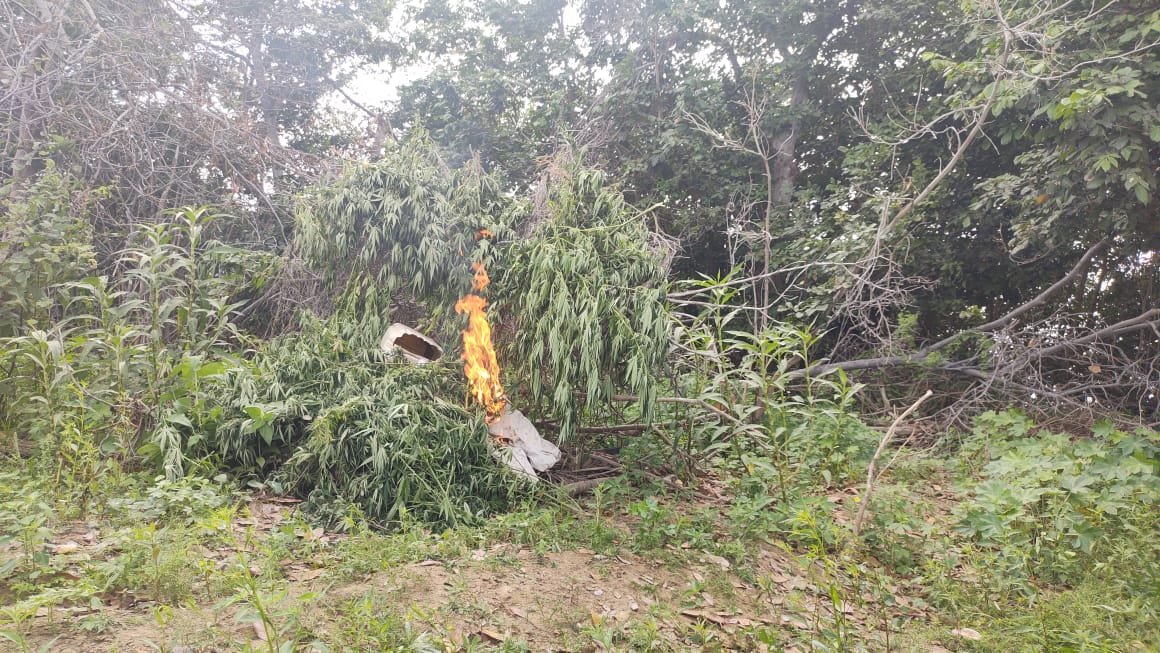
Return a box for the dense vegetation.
[1,0,1157,650]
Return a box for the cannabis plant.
[295,141,674,440]
[194,316,527,528]
[294,133,505,346]
[495,166,672,438]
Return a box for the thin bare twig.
[853,389,933,537]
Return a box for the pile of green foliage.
[2,138,678,531]
[214,143,676,525]
[293,134,506,347]
[192,316,528,528]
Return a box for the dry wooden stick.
[563,477,620,495]
[852,389,933,537]
[537,421,650,434]
[599,393,744,426]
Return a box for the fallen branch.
[972,239,1107,334]
[537,421,650,434]
[852,389,933,537]
[867,425,919,436]
[1029,307,1160,361]
[788,238,1111,381]
[563,476,620,496]
[602,393,745,426]
[571,391,744,427]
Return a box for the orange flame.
[454,262,506,417]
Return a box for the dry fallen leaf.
[53,541,80,554]
[289,567,325,582]
[477,628,505,643]
[681,609,727,625]
[780,614,810,630]
[952,627,982,641]
[702,553,731,570]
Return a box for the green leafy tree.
[2,0,400,250]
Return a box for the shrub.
[0,208,248,479]
[957,411,1159,584]
[0,166,96,338]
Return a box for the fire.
[454,262,506,417]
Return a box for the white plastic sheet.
[487,407,561,479]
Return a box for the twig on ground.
[537,421,650,434]
[563,477,620,496]
[852,389,933,537]
[598,393,745,426]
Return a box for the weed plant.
[192,316,533,529]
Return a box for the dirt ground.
[40,546,824,651]
[8,491,961,652]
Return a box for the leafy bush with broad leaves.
[193,316,529,528]
[957,410,1159,583]
[665,281,873,482]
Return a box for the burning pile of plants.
[189,316,529,528]
[181,138,673,528]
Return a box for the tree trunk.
[759,66,809,329]
[771,68,808,211]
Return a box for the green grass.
[1,412,1157,652]
[897,574,1158,652]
